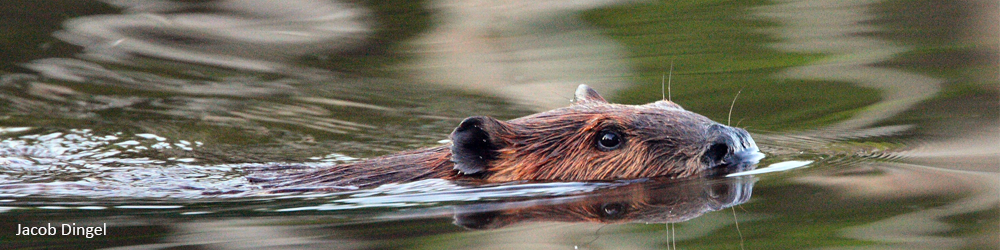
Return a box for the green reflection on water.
[297,0,432,74]
[0,1,120,73]
[0,0,995,248]
[581,0,882,131]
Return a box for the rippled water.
[1,0,997,249]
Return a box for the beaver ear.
[450,116,512,175]
[572,84,608,105]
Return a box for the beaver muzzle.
[702,124,765,176]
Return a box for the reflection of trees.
[10,0,380,137]
[49,0,371,72]
[405,0,635,110]
[755,0,942,134]
[791,161,999,249]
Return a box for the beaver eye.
[596,130,622,150]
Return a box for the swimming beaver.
[251,85,763,190]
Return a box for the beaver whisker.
[668,60,674,102]
[727,89,742,126]
[662,73,666,101]
[732,207,746,250]
[661,60,675,102]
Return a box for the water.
[1,0,997,249]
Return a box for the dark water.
[1,0,997,249]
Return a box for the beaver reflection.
[452,176,754,230]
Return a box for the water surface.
[0,0,997,249]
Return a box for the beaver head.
[450,85,763,182]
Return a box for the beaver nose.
[704,124,765,175]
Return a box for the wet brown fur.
[251,85,758,190]
[251,147,457,190]
[486,102,715,182]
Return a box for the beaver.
[250,85,763,191]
